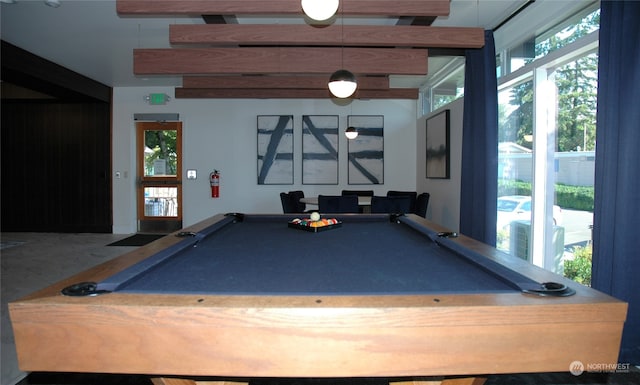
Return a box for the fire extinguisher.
[209,170,220,198]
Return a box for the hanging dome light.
[301,0,339,21]
[345,126,358,139]
[328,69,357,98]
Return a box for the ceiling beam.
[170,24,484,49]
[175,88,419,99]
[134,47,428,76]
[117,0,450,17]
[182,76,390,89]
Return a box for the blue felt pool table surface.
[99,213,541,295]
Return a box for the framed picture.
[426,109,450,179]
[347,115,384,184]
[257,115,294,185]
[302,115,339,184]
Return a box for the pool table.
[9,213,627,385]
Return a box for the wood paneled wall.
[1,41,112,233]
[1,102,112,232]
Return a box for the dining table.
[300,195,372,213]
[299,196,372,207]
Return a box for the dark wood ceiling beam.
[182,75,389,89]
[175,87,419,99]
[117,0,450,17]
[170,24,484,49]
[134,47,428,75]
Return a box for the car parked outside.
[497,195,562,230]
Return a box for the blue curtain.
[459,30,498,245]
[592,0,640,365]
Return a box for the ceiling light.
[44,0,60,7]
[328,69,357,98]
[301,0,339,21]
[345,126,358,139]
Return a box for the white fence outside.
[499,151,595,187]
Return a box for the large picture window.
[496,8,599,286]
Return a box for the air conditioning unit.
[509,220,565,274]
[510,220,532,262]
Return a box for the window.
[497,7,599,285]
[421,57,465,114]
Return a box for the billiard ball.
[310,212,321,221]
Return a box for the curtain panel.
[592,0,640,364]
[459,30,499,246]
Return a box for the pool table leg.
[392,378,486,385]
[151,378,193,385]
[444,379,486,385]
[151,379,249,385]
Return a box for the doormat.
[108,233,166,247]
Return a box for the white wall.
[112,87,418,234]
[416,98,464,232]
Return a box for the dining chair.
[415,192,431,218]
[370,196,412,214]
[386,191,417,213]
[341,190,373,212]
[280,192,295,213]
[288,190,307,213]
[318,195,359,213]
[341,190,374,197]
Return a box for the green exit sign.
[147,93,170,105]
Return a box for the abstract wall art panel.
[426,109,450,179]
[302,115,339,184]
[257,115,294,185]
[347,115,384,185]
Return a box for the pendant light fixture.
[345,101,358,139]
[329,69,357,98]
[328,3,357,98]
[301,0,339,21]
[345,126,358,139]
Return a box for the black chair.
[288,190,307,213]
[415,192,430,218]
[370,196,412,214]
[280,192,295,213]
[318,195,359,213]
[341,190,374,212]
[386,191,417,213]
[341,190,374,197]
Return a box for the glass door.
[136,121,183,233]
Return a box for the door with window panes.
[136,121,182,233]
